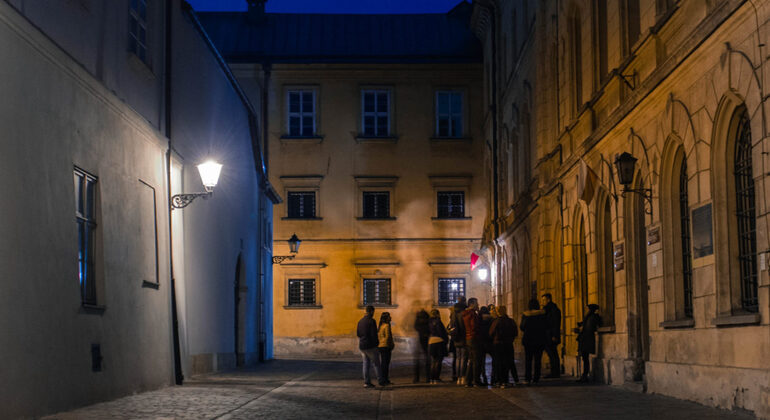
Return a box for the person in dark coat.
[357,305,383,387]
[428,309,449,383]
[541,293,562,378]
[520,298,548,384]
[462,297,483,387]
[489,305,518,388]
[479,306,494,384]
[577,304,602,383]
[449,296,467,383]
[413,309,431,383]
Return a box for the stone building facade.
[201,2,490,358]
[473,0,770,417]
[0,1,276,417]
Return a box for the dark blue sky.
[187,0,465,14]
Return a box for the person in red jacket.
[462,297,484,387]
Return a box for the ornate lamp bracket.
[272,255,296,264]
[171,192,212,209]
[621,187,653,216]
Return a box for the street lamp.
[477,267,489,281]
[171,161,223,209]
[272,233,301,264]
[614,152,652,215]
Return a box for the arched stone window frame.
[595,188,615,328]
[572,204,591,320]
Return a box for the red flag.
[470,252,480,270]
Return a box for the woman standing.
[577,304,602,383]
[489,305,517,388]
[428,309,448,384]
[520,299,548,384]
[378,312,394,385]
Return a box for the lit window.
[74,168,97,305]
[436,91,463,138]
[437,191,465,218]
[288,279,316,306]
[363,278,391,305]
[362,191,389,219]
[287,191,316,219]
[129,0,148,62]
[438,278,465,306]
[362,90,390,137]
[287,91,316,137]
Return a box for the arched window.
[679,159,693,317]
[575,214,589,313]
[568,8,583,117]
[595,0,608,85]
[597,195,615,326]
[734,112,758,312]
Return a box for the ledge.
[358,304,399,309]
[142,280,160,290]
[712,313,761,327]
[80,304,106,315]
[281,217,323,221]
[280,135,323,144]
[431,216,471,220]
[660,318,695,329]
[597,326,615,333]
[430,137,472,143]
[355,136,398,143]
[356,217,397,221]
[283,305,323,310]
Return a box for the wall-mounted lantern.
[614,152,652,215]
[272,233,301,264]
[171,161,223,209]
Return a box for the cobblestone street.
[42,359,752,419]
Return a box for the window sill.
[431,216,471,220]
[80,304,106,315]
[660,318,695,329]
[280,136,323,144]
[712,313,761,327]
[283,305,323,310]
[430,137,472,143]
[127,52,155,80]
[142,280,160,290]
[358,304,398,309]
[597,326,615,334]
[357,217,397,221]
[281,217,323,221]
[355,136,398,144]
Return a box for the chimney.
[247,0,267,24]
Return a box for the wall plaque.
[647,226,660,246]
[691,203,714,259]
[613,242,624,271]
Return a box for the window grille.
[734,113,758,312]
[74,168,97,305]
[363,278,391,305]
[437,191,464,218]
[362,90,390,137]
[363,191,389,218]
[287,91,315,137]
[129,0,148,62]
[679,160,693,318]
[287,191,316,219]
[438,278,465,306]
[288,279,316,306]
[436,91,463,138]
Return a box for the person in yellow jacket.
[378,312,395,385]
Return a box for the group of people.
[356,294,602,388]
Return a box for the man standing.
[450,296,467,383]
[541,293,561,378]
[413,308,431,383]
[462,297,483,387]
[357,305,383,387]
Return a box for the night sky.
[187,0,465,14]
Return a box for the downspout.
[165,0,184,386]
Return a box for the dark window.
[128,0,148,63]
[437,191,465,218]
[75,168,97,305]
[569,9,582,115]
[363,278,391,305]
[436,91,463,138]
[438,278,465,306]
[288,279,316,306]
[287,191,316,219]
[597,0,608,83]
[363,191,390,218]
[362,90,390,137]
[679,160,693,318]
[625,0,641,54]
[287,91,315,137]
[735,113,758,312]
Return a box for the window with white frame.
[129,0,148,63]
[363,278,391,305]
[362,90,390,137]
[74,168,98,305]
[287,90,316,137]
[438,277,465,306]
[287,191,316,219]
[437,191,465,218]
[288,278,316,306]
[436,91,463,138]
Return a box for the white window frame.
[435,90,464,138]
[128,0,149,63]
[286,90,317,137]
[361,89,391,137]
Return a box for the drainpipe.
[165,0,184,386]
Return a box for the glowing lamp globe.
[197,161,223,192]
[288,233,301,254]
[477,267,489,281]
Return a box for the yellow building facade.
[474,0,770,417]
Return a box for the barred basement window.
[437,191,464,218]
[438,278,465,306]
[679,160,693,318]
[287,91,316,137]
[287,191,316,219]
[288,279,316,306]
[436,91,463,138]
[363,278,391,305]
[363,191,389,218]
[74,168,97,305]
[734,112,758,312]
[362,90,390,137]
[128,0,148,63]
